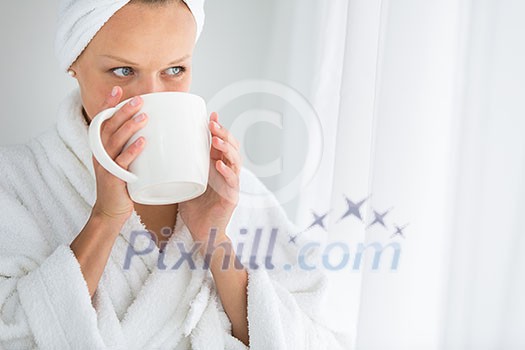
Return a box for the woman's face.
[70,1,197,120]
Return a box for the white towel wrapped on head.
[55,0,206,72]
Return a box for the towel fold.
[55,0,206,72]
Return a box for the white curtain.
[272,0,525,348]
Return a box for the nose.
[132,74,166,96]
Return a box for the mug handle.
[88,107,139,183]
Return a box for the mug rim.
[115,91,205,109]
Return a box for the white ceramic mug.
[88,91,211,205]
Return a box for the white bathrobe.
[0,89,349,349]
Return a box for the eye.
[111,67,134,77]
[164,66,186,76]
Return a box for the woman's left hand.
[178,112,242,249]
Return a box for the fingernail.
[133,113,147,123]
[130,96,141,107]
[111,87,118,97]
[213,121,221,129]
[136,138,145,147]
[217,137,224,144]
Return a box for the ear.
[69,58,81,75]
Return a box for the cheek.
[163,74,192,92]
[78,74,116,119]
[178,71,193,92]
[81,88,112,120]
[179,80,191,93]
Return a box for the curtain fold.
[442,0,525,348]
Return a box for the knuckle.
[122,120,136,134]
[120,103,133,114]
[113,105,134,122]
[123,97,141,112]
[114,154,129,169]
[106,136,120,151]
[102,119,114,131]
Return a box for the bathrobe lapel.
[55,88,216,348]
[118,214,211,349]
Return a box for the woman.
[0,0,347,349]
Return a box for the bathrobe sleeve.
[246,267,348,349]
[244,228,350,350]
[0,184,107,350]
[229,168,351,350]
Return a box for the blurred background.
[1,0,524,349]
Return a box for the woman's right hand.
[90,86,148,225]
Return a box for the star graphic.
[338,195,368,222]
[308,210,329,231]
[366,208,392,229]
[390,223,409,239]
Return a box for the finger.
[208,114,223,159]
[101,86,123,110]
[87,86,123,126]
[209,119,240,151]
[101,96,144,143]
[216,159,239,188]
[209,111,219,123]
[115,137,147,170]
[212,136,242,174]
[108,113,149,158]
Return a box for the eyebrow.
[100,53,191,66]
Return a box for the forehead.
[85,2,196,63]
